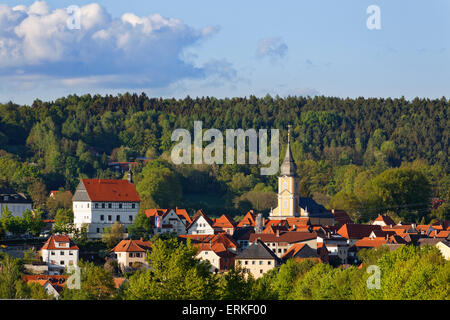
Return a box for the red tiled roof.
[22,275,68,292]
[237,210,257,227]
[436,230,450,238]
[82,179,140,202]
[113,277,126,289]
[282,243,306,259]
[144,208,192,224]
[41,235,79,251]
[213,214,237,229]
[180,232,239,249]
[355,237,388,248]
[112,239,152,253]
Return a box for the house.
[232,227,254,251]
[179,232,240,253]
[186,210,215,235]
[0,188,33,217]
[112,239,152,271]
[235,239,281,279]
[144,208,192,235]
[282,243,321,262]
[195,243,236,273]
[337,224,383,246]
[436,241,450,260]
[72,177,140,238]
[40,235,79,274]
[317,232,349,264]
[22,275,68,299]
[249,231,318,258]
[237,210,258,228]
[212,214,237,235]
[372,214,396,227]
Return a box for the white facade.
[0,202,33,217]
[41,248,79,274]
[73,201,139,238]
[153,209,188,235]
[187,215,215,235]
[196,250,221,272]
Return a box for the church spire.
[280,125,297,176]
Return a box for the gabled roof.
[237,210,258,228]
[337,224,382,240]
[236,239,280,261]
[355,237,388,248]
[249,231,317,244]
[213,214,237,229]
[331,210,353,226]
[262,225,289,234]
[282,243,319,260]
[144,208,192,225]
[187,209,214,230]
[179,232,239,250]
[373,214,396,226]
[232,226,254,241]
[113,277,127,289]
[285,217,310,230]
[73,179,140,202]
[41,235,79,251]
[112,239,152,253]
[22,275,68,292]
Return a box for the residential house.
[40,235,79,275]
[112,239,152,271]
[337,224,383,246]
[22,275,68,299]
[0,188,33,217]
[235,239,281,279]
[72,178,140,239]
[186,210,215,235]
[249,231,318,258]
[372,214,396,227]
[144,208,192,235]
[212,214,237,235]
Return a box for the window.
[252,261,255,265]
[108,215,112,221]
[108,203,112,209]
[60,251,64,256]
[102,203,105,209]
[259,261,263,265]
[267,261,271,265]
[51,251,55,256]
[238,261,241,265]
[260,270,263,274]
[129,262,132,267]
[100,215,104,221]
[132,203,135,209]
[129,215,133,222]
[119,203,122,209]
[87,203,89,208]
[95,203,98,209]
[69,251,73,256]
[116,215,120,221]
[129,253,133,258]
[96,228,100,233]
[60,261,64,265]
[244,261,248,265]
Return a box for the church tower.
[270,126,300,219]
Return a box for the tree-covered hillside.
[0,94,448,222]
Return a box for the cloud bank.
[0,1,232,90]
[256,37,288,60]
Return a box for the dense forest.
[0,93,448,223]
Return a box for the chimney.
[276,229,280,237]
[127,168,133,183]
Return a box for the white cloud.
[256,37,288,60]
[0,1,233,91]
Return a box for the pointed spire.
[280,125,297,176]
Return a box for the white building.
[72,178,140,239]
[0,188,33,217]
[41,235,79,275]
[144,208,192,235]
[186,210,215,235]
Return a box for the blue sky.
[0,0,449,104]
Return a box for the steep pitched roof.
[73,179,140,202]
[280,140,297,177]
[337,224,382,240]
[41,235,79,251]
[237,210,258,227]
[187,209,214,230]
[213,214,237,229]
[331,210,353,226]
[236,240,279,261]
[112,239,152,253]
[144,208,192,225]
[373,214,396,226]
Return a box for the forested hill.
[0,94,448,222]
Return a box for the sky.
[0,0,449,105]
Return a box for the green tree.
[102,221,124,249]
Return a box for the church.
[269,129,335,226]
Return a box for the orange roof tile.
[213,214,237,229]
[81,179,140,202]
[112,239,152,253]
[41,235,79,251]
